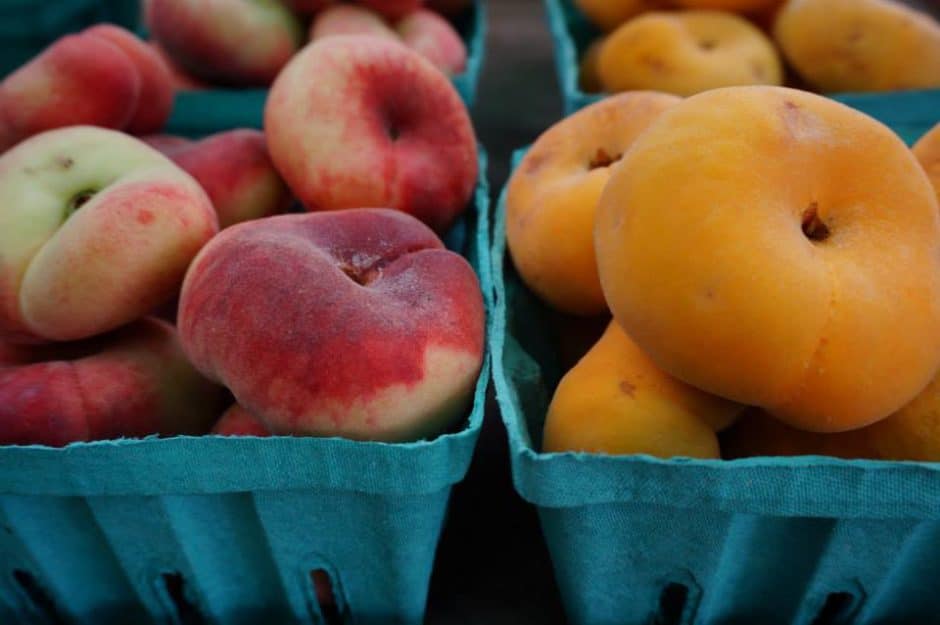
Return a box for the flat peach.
[544,321,740,457]
[597,10,783,96]
[595,86,940,432]
[774,0,940,92]
[506,91,680,316]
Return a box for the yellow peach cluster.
[577,0,940,96]
[508,86,940,461]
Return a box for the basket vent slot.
[311,569,343,625]
[12,569,65,625]
[654,582,689,625]
[811,591,856,625]
[161,571,204,625]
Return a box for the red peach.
[397,9,467,75]
[142,134,194,153]
[146,0,304,87]
[265,36,478,233]
[0,126,218,343]
[83,25,175,135]
[0,318,223,446]
[211,404,271,436]
[146,129,291,228]
[357,0,424,20]
[147,42,208,91]
[178,209,485,442]
[309,5,399,40]
[0,34,140,152]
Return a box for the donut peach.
[723,368,940,461]
[0,318,222,446]
[146,0,304,87]
[178,209,485,442]
[595,86,940,433]
[265,36,478,233]
[83,25,174,135]
[543,321,741,457]
[597,10,783,96]
[914,123,940,205]
[506,91,679,316]
[774,0,940,93]
[675,0,781,11]
[212,404,271,436]
[574,0,669,32]
[0,126,217,343]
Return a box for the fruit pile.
[0,12,485,446]
[575,0,940,96]
[507,85,940,462]
[147,0,472,89]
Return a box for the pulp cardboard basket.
[545,0,940,142]
[0,151,491,625]
[0,0,139,76]
[164,0,487,136]
[491,146,940,625]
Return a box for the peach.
[0,126,218,343]
[914,123,940,205]
[724,369,940,461]
[595,86,940,433]
[774,0,940,93]
[310,7,467,76]
[212,404,271,436]
[0,34,140,152]
[265,36,478,233]
[675,0,781,10]
[579,37,606,92]
[544,321,741,457]
[574,0,670,32]
[146,0,304,87]
[597,11,783,96]
[506,91,680,316]
[148,42,208,91]
[309,5,399,40]
[397,9,467,76]
[145,129,291,228]
[0,317,222,446]
[357,0,423,20]
[178,209,485,442]
[84,25,174,135]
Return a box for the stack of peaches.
[576,0,940,96]
[145,0,472,90]
[0,8,484,446]
[508,83,940,463]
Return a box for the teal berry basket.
[491,147,940,625]
[545,0,940,144]
[0,0,140,76]
[164,0,487,136]
[0,150,491,625]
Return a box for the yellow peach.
[579,37,606,93]
[543,321,742,457]
[913,123,940,206]
[774,0,940,92]
[724,369,940,461]
[574,0,670,32]
[595,86,940,433]
[597,11,783,96]
[506,91,680,316]
[675,0,781,11]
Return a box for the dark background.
[427,2,565,622]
